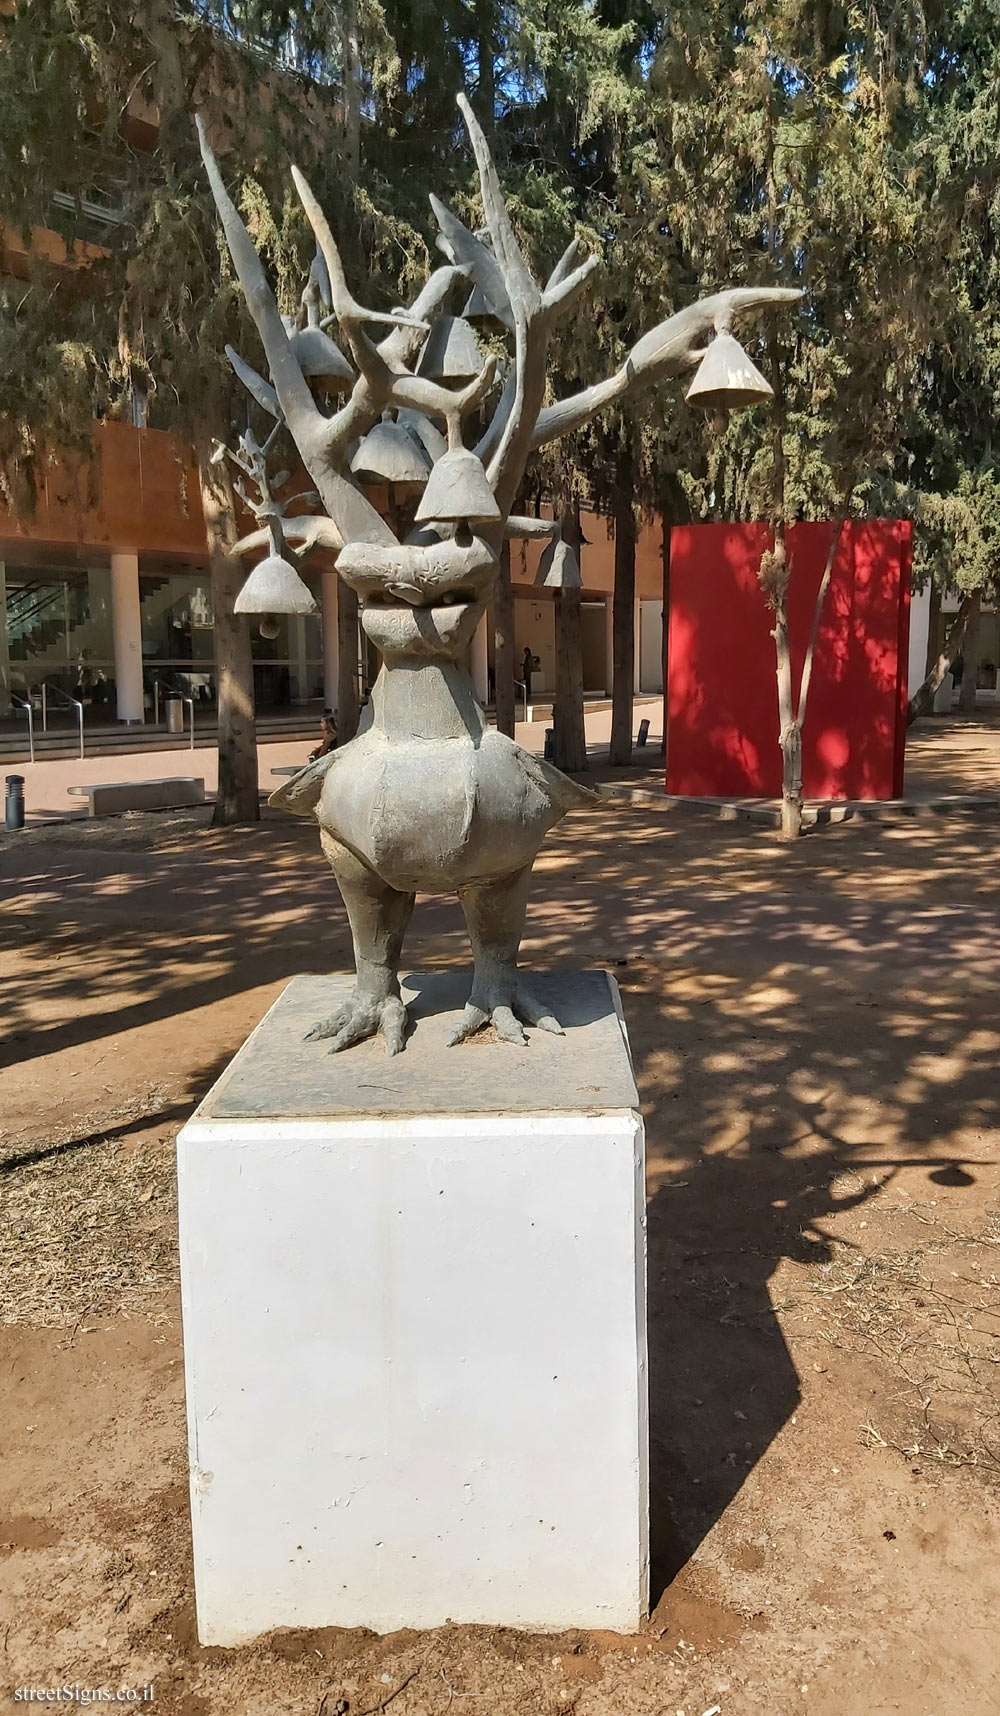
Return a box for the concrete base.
[177,970,647,1645]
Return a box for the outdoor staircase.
[525,695,614,722]
[0,706,322,765]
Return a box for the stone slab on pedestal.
[177,970,647,1645]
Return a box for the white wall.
[513,598,556,695]
[637,600,663,694]
[907,584,931,701]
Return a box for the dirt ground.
[1,715,999,1716]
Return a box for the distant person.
[521,646,534,697]
[309,708,338,762]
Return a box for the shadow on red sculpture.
[666,519,913,801]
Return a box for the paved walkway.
[7,704,998,827]
[7,700,663,824]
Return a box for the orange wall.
[1,222,110,281]
[1,425,669,592]
[0,422,207,562]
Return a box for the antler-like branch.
[196,117,317,438]
[225,344,280,418]
[430,194,515,332]
[294,162,477,462]
[195,115,395,548]
[291,163,429,406]
[455,93,551,524]
[532,285,804,450]
[234,512,345,560]
[307,265,469,468]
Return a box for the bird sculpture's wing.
[268,750,340,816]
[514,747,602,814]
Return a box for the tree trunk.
[907,588,979,723]
[493,540,516,738]
[764,535,802,841]
[149,10,258,826]
[477,1,496,135]
[779,713,804,840]
[553,508,587,772]
[609,457,636,767]
[338,581,361,741]
[959,588,982,714]
[343,0,362,178]
[659,516,671,759]
[196,440,259,826]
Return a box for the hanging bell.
[414,447,501,525]
[234,553,318,616]
[350,421,432,487]
[288,325,355,392]
[395,408,448,463]
[685,332,773,411]
[536,536,582,590]
[462,284,499,325]
[416,315,484,385]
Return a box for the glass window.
[140,574,214,662]
[5,566,115,702]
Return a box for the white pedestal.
[177,970,647,1645]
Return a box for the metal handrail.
[513,678,529,723]
[152,678,197,750]
[9,692,35,763]
[42,682,84,759]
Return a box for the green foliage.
[2,0,1000,602]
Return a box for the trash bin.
[544,727,554,761]
[164,693,183,735]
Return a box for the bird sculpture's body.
[198,94,800,1055]
[272,566,597,1053]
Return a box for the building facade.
[0,427,668,733]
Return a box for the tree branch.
[795,521,844,726]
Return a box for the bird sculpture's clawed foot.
[446,975,564,1047]
[305,988,408,1056]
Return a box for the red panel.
[666,520,912,801]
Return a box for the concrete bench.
[270,765,304,778]
[67,777,206,816]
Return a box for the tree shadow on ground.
[2,792,999,1609]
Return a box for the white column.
[906,585,931,701]
[604,596,614,696]
[321,571,339,711]
[290,615,309,702]
[471,610,489,704]
[110,551,143,722]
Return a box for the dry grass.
[0,1093,178,1328]
[804,1203,1000,1477]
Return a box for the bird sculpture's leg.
[306,830,415,1055]
[447,864,563,1046]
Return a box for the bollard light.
[5,774,25,832]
